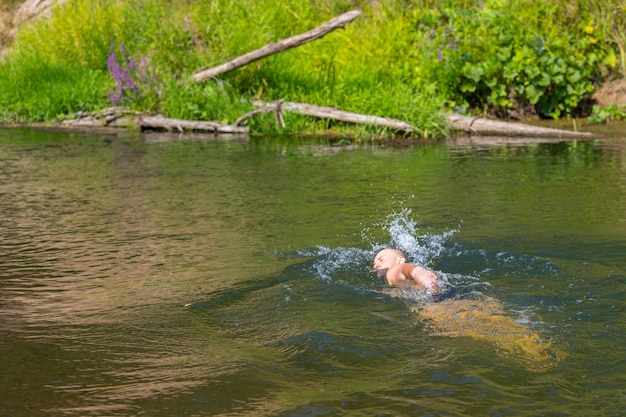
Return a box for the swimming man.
[372,248,439,294]
[373,249,563,370]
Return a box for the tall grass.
[0,0,128,121]
[0,56,110,122]
[14,0,128,68]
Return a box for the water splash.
[305,210,458,286]
[299,246,372,283]
[378,209,458,266]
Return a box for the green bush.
[412,0,618,118]
[589,103,626,123]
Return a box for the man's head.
[373,248,407,271]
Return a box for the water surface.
[1,128,625,416]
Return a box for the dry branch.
[58,105,594,139]
[251,100,594,139]
[235,100,285,128]
[140,115,249,133]
[252,100,414,132]
[61,110,249,134]
[192,10,362,82]
[445,114,593,139]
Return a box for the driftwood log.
[60,105,593,139]
[445,114,593,139]
[140,115,249,133]
[248,100,593,139]
[61,109,249,134]
[245,100,413,132]
[192,10,362,82]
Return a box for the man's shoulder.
[384,263,408,284]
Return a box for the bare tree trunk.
[250,100,594,139]
[140,115,249,133]
[192,10,362,83]
[61,109,249,134]
[249,100,414,132]
[445,114,593,139]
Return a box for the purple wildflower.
[432,29,460,64]
[446,37,461,52]
[109,87,122,105]
[107,40,143,105]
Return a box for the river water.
[0,127,625,416]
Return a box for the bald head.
[372,248,407,271]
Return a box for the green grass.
[0,57,110,122]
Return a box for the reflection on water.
[0,129,625,416]
[419,298,563,371]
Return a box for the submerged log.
[192,10,362,83]
[445,114,593,139]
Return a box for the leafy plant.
[412,0,618,118]
[589,103,626,123]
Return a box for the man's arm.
[386,263,439,293]
[402,264,439,293]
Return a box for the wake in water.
[191,210,564,373]
[296,209,565,371]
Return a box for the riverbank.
[1,0,625,138]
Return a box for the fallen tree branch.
[235,100,285,128]
[252,100,414,132]
[139,115,249,134]
[445,113,593,139]
[192,10,362,82]
[61,110,249,134]
[251,100,594,139]
[58,104,594,139]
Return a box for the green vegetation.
[0,0,624,137]
[589,103,626,123]
[414,1,619,119]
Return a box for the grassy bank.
[0,0,624,137]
